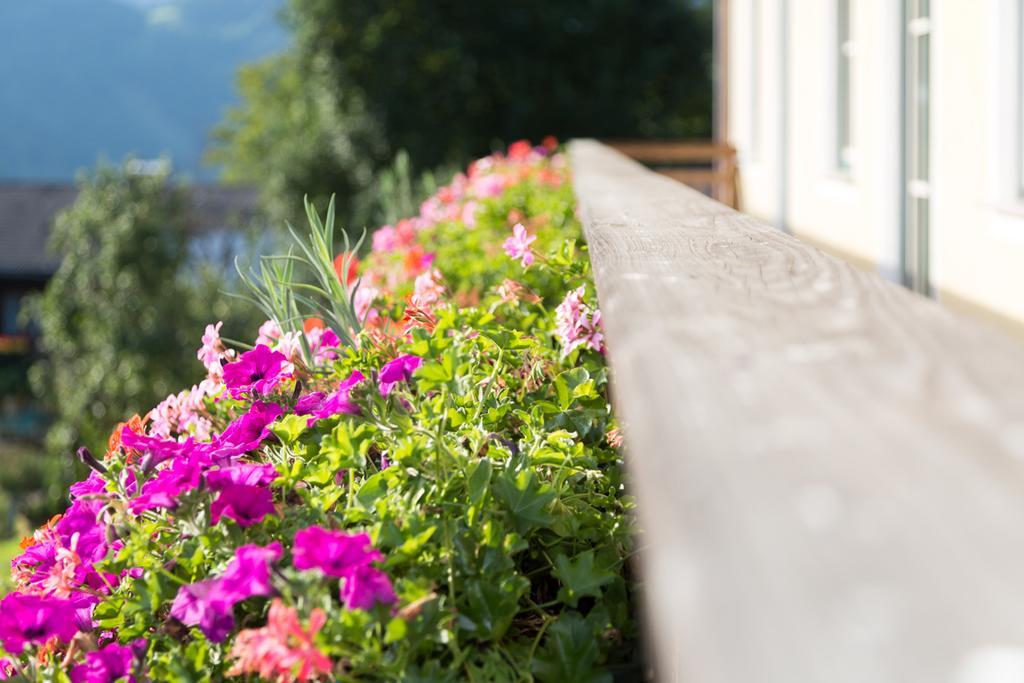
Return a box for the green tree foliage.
[26,162,258,499]
[211,0,711,225]
[208,53,386,227]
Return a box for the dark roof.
[0,183,259,279]
[0,184,77,279]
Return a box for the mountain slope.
[0,0,287,181]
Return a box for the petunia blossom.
[69,640,144,683]
[378,355,423,397]
[305,371,365,425]
[210,484,275,527]
[227,599,332,683]
[338,564,397,611]
[502,223,536,267]
[0,593,80,652]
[222,345,291,399]
[292,528,381,578]
[170,542,282,642]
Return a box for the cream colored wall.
[730,0,901,276]
[786,0,902,277]
[728,0,785,224]
[931,0,1024,322]
[730,0,1024,323]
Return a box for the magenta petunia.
[307,371,366,424]
[170,542,282,642]
[378,356,423,396]
[169,578,237,643]
[210,484,275,527]
[0,592,80,652]
[68,471,107,500]
[129,455,207,514]
[292,527,382,577]
[219,542,283,599]
[339,564,397,611]
[69,640,145,683]
[212,401,283,460]
[294,391,327,416]
[222,345,291,399]
[206,462,278,490]
[120,428,199,469]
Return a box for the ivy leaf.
[269,413,308,445]
[493,469,556,533]
[467,458,492,504]
[458,575,529,642]
[532,612,612,683]
[552,550,615,607]
[320,422,369,469]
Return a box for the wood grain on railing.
[570,139,1024,683]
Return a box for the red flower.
[333,253,360,287]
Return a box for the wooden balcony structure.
[571,139,1024,683]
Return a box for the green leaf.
[493,469,556,533]
[385,617,408,644]
[552,550,615,607]
[270,413,308,445]
[532,612,612,683]
[320,422,369,469]
[467,458,492,504]
[356,472,387,507]
[458,575,529,642]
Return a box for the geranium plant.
[3,140,638,682]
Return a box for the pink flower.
[70,641,145,683]
[411,269,445,310]
[353,286,380,325]
[197,321,226,378]
[305,326,341,365]
[372,225,397,253]
[256,320,281,347]
[222,345,291,399]
[227,599,332,683]
[461,200,479,228]
[554,286,604,356]
[292,528,381,578]
[502,223,536,267]
[0,593,80,652]
[292,527,396,611]
[210,484,276,527]
[305,371,365,425]
[170,543,282,642]
[211,401,283,460]
[339,564,397,610]
[378,355,423,396]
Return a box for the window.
[1,292,22,335]
[749,0,761,160]
[1019,0,1024,195]
[836,0,854,172]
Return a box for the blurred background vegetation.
[0,0,711,554]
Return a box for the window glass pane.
[837,0,852,171]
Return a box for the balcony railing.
[571,139,1024,683]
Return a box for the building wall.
[729,0,1024,324]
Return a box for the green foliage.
[26,161,260,496]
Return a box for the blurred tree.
[211,0,711,226]
[26,161,260,505]
[208,53,386,227]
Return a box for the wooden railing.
[570,140,1024,683]
[603,139,739,209]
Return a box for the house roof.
[0,183,259,280]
